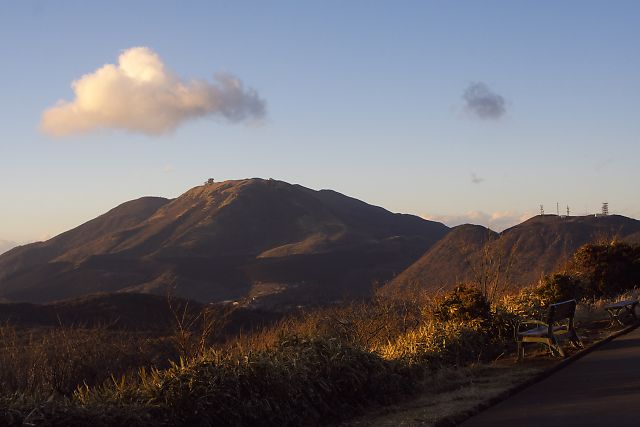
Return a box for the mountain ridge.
[388,213,640,294]
[0,179,448,306]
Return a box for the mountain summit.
[0,179,448,306]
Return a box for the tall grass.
[2,241,637,426]
[0,288,516,426]
[0,325,173,398]
[73,337,416,426]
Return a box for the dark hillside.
[389,214,640,293]
[0,179,448,307]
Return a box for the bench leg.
[609,306,639,327]
[570,330,584,349]
[544,338,556,357]
[548,336,565,358]
[606,309,624,328]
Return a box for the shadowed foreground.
[461,326,640,427]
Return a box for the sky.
[1,0,639,249]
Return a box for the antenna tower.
[556,202,560,216]
[566,206,570,216]
[540,204,544,216]
[602,202,609,216]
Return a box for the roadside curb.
[436,322,640,427]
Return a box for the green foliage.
[569,242,640,298]
[433,284,491,323]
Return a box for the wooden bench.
[603,299,638,327]
[516,299,583,360]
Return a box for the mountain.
[388,214,640,294]
[0,239,17,256]
[389,224,498,293]
[0,179,448,306]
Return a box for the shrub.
[433,285,491,323]
[536,273,582,304]
[569,242,640,298]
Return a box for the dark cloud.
[471,173,484,184]
[463,82,506,120]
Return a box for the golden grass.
[0,276,637,426]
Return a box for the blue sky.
[1,1,639,246]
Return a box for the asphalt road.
[460,326,640,427]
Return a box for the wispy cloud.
[423,210,533,232]
[471,172,484,184]
[41,47,266,136]
[463,82,506,120]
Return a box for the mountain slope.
[389,224,498,293]
[0,179,448,306]
[389,214,640,293]
[0,239,16,256]
[0,197,170,281]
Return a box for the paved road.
[461,326,640,427]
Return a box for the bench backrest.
[547,299,577,324]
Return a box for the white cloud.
[0,239,17,255]
[41,47,266,136]
[423,210,533,232]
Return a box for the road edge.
[436,322,640,427]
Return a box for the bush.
[433,285,491,323]
[569,242,640,298]
[536,273,582,304]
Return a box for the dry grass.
[342,361,552,427]
[0,325,174,398]
[0,273,636,426]
[341,294,637,427]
